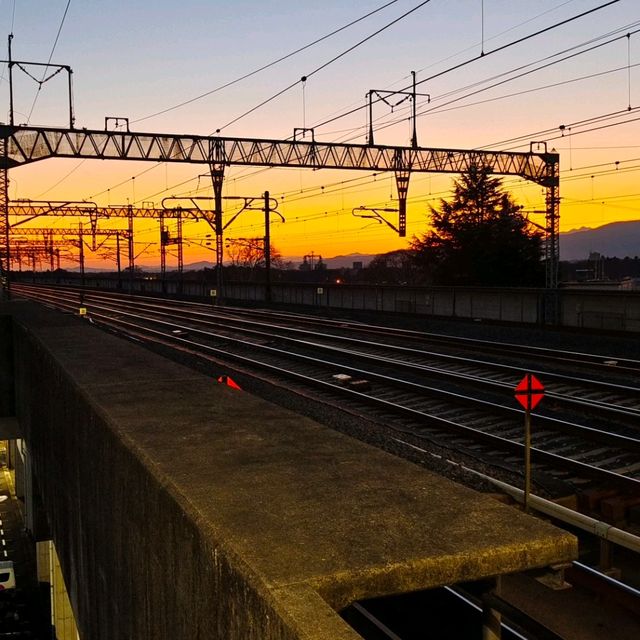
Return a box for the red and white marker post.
[514,374,545,512]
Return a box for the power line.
[309,0,622,134]
[56,3,632,237]
[139,104,640,218]
[131,0,400,125]
[329,47,640,145]
[424,63,640,117]
[80,0,434,201]
[359,30,640,144]
[35,160,86,198]
[77,0,424,198]
[214,0,435,134]
[486,108,640,151]
[26,0,72,124]
[79,2,621,205]
[414,0,581,76]
[293,0,585,137]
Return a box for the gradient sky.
[2,0,639,268]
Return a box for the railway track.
[12,283,640,499]
[9,282,640,638]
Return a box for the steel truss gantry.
[11,226,132,279]
[0,136,8,294]
[0,124,560,289]
[9,202,199,282]
[12,242,67,272]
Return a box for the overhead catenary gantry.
[9,201,203,282]
[11,226,133,284]
[0,123,560,292]
[8,196,282,292]
[12,241,69,272]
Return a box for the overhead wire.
[79,0,432,205]
[83,0,620,205]
[26,0,72,124]
[130,0,400,125]
[41,2,636,254]
[328,52,640,146]
[414,0,580,75]
[139,19,639,205]
[300,0,584,130]
[308,0,622,134]
[135,103,640,236]
[213,0,435,134]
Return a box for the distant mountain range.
[67,222,640,272]
[180,254,377,271]
[317,222,640,265]
[559,220,640,261]
[316,222,640,265]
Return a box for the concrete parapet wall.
[9,304,356,639]
[24,275,640,331]
[3,302,577,639]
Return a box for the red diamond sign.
[514,374,544,411]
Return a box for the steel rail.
[21,289,639,492]
[16,282,640,375]
[18,282,640,373]
[201,300,640,374]
[37,286,640,423]
[13,284,640,449]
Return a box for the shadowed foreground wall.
[5,302,576,639]
[11,305,336,639]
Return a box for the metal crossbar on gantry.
[9,201,197,277]
[8,197,272,281]
[10,226,132,275]
[0,124,560,289]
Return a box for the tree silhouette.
[365,249,418,284]
[225,238,282,269]
[410,164,544,286]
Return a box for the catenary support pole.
[264,191,271,304]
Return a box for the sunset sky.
[2,0,639,268]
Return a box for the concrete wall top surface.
[3,301,577,639]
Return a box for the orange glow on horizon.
[10,152,640,271]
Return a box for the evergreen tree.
[410,164,544,286]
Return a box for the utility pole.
[8,35,14,127]
[0,126,9,298]
[127,205,135,293]
[209,162,225,304]
[176,209,184,295]
[46,231,55,271]
[159,210,184,295]
[264,191,272,304]
[116,233,122,289]
[78,223,85,291]
[159,210,167,293]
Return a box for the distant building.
[619,277,640,290]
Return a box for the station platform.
[1,302,577,639]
